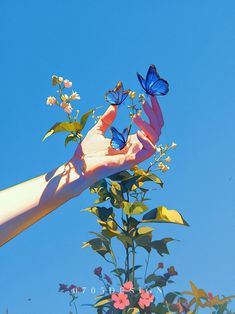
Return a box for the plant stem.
[73,301,78,314]
[144,253,150,284]
[132,241,135,283]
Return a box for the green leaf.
[117,233,132,248]
[89,232,111,251]
[122,201,148,215]
[135,233,152,253]
[108,171,132,181]
[127,308,140,314]
[94,296,112,307]
[110,182,124,208]
[121,175,142,192]
[82,238,110,257]
[42,121,83,141]
[82,206,113,222]
[151,237,175,256]
[79,109,94,129]
[89,179,111,204]
[137,226,154,235]
[165,292,181,304]
[64,133,78,146]
[145,274,167,288]
[141,206,189,226]
[137,172,163,187]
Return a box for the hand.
[68,95,164,187]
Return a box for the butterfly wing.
[122,127,129,142]
[110,126,126,150]
[121,91,130,104]
[149,78,169,96]
[114,82,124,104]
[105,90,119,105]
[145,64,160,91]
[137,72,146,91]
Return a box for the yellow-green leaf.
[42,121,83,141]
[94,296,112,307]
[137,226,154,235]
[122,201,148,215]
[141,206,189,226]
[64,134,78,146]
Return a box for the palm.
[71,96,164,181]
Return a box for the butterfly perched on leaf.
[105,82,130,106]
[110,126,129,150]
[137,64,169,96]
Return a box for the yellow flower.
[70,91,80,100]
[164,156,171,163]
[46,96,57,106]
[129,91,136,99]
[158,162,170,172]
[58,76,63,83]
[61,94,68,101]
[64,79,73,88]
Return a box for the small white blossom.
[171,142,177,149]
[158,162,170,172]
[164,156,171,163]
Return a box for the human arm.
[0,96,164,246]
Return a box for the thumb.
[93,105,118,134]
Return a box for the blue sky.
[0,0,235,313]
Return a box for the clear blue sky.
[0,0,234,313]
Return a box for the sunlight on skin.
[0,96,163,246]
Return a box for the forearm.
[0,160,91,246]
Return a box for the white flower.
[164,156,171,163]
[60,102,73,114]
[70,91,80,100]
[171,142,177,149]
[46,96,57,105]
[158,162,170,172]
[64,79,73,88]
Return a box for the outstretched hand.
[69,95,164,184]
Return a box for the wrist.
[53,158,94,202]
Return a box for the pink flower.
[46,96,57,105]
[64,79,72,88]
[112,292,130,310]
[158,262,164,269]
[138,289,155,309]
[104,274,112,285]
[94,266,102,277]
[60,102,73,114]
[208,292,213,300]
[122,281,134,293]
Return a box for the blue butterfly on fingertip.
[105,81,130,106]
[137,64,169,96]
[110,126,129,150]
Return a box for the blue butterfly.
[110,126,129,150]
[137,64,169,96]
[105,82,130,106]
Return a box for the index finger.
[150,95,164,128]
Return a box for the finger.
[142,100,161,134]
[136,131,156,163]
[94,105,118,134]
[133,114,158,144]
[150,95,164,128]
